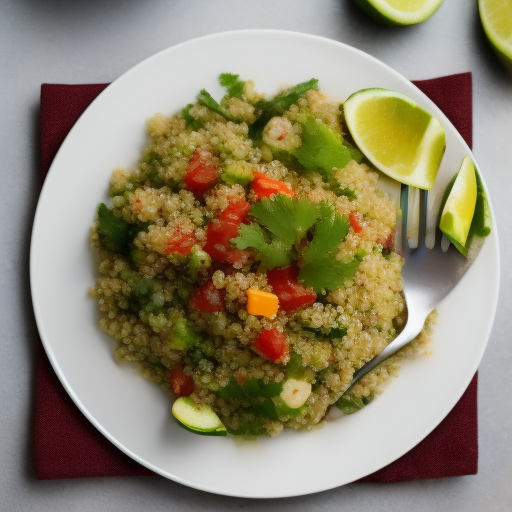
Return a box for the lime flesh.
[353,0,444,26]
[344,88,445,190]
[478,0,512,74]
[439,156,477,248]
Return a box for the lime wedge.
[478,0,512,74]
[439,156,477,249]
[353,0,444,26]
[343,88,446,190]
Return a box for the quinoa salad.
[90,74,433,437]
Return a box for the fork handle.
[345,308,430,392]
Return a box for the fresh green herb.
[97,203,131,253]
[324,174,357,200]
[272,396,307,420]
[299,251,365,294]
[182,103,204,131]
[250,194,320,247]
[297,204,361,293]
[250,78,319,139]
[219,73,245,99]
[294,116,353,175]
[233,223,291,268]
[197,89,235,122]
[302,325,348,340]
[335,392,374,415]
[217,378,283,400]
[303,202,349,261]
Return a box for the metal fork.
[346,185,483,391]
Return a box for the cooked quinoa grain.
[91,74,433,437]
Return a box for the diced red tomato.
[165,228,196,256]
[266,265,317,312]
[251,172,295,200]
[203,199,251,265]
[169,363,195,397]
[184,148,219,198]
[190,280,225,313]
[349,211,364,233]
[252,329,289,363]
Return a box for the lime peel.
[478,0,512,74]
[343,88,446,190]
[353,0,444,26]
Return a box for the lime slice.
[478,0,512,74]
[343,88,446,190]
[439,156,477,249]
[353,0,444,26]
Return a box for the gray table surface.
[1,0,511,510]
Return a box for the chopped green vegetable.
[219,73,245,99]
[285,352,308,380]
[294,116,353,175]
[122,270,154,299]
[97,203,131,253]
[324,174,357,200]
[187,249,211,281]
[182,103,204,131]
[221,161,254,186]
[233,223,291,268]
[197,89,235,122]
[168,317,202,350]
[217,378,283,400]
[335,392,374,414]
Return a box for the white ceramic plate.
[30,30,499,498]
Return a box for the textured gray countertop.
[1,0,511,510]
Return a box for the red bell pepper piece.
[165,228,197,256]
[251,172,295,200]
[190,280,225,313]
[169,363,195,397]
[184,149,219,198]
[203,199,251,265]
[252,328,289,363]
[266,265,317,312]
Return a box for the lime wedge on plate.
[353,0,444,26]
[439,156,492,257]
[439,156,477,248]
[343,88,446,190]
[478,0,512,74]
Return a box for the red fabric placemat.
[34,73,477,482]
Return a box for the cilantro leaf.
[294,116,353,175]
[232,223,291,268]
[250,194,320,247]
[298,253,363,294]
[250,78,319,139]
[197,89,236,122]
[97,203,131,253]
[303,202,349,261]
[182,103,204,131]
[219,73,245,99]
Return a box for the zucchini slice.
[172,397,227,436]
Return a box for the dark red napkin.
[34,73,477,482]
